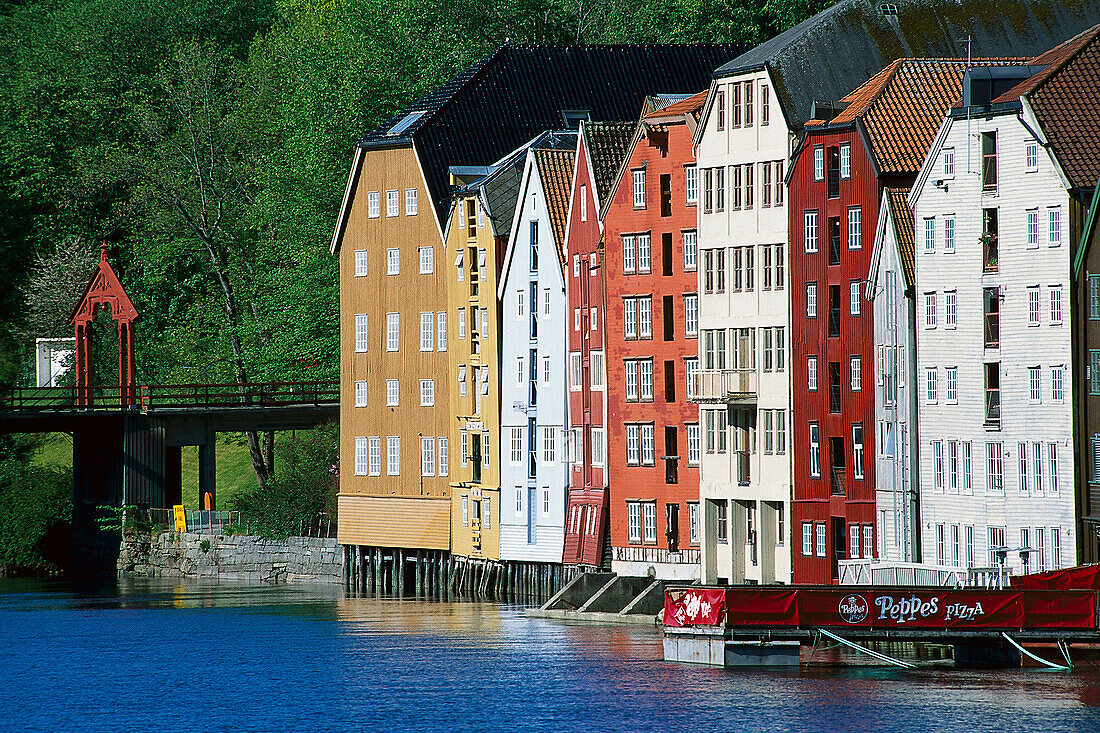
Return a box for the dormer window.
[562,110,589,129]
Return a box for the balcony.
[687,369,757,403]
[984,389,1001,429]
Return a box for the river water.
[1,578,1099,732]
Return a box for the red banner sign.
[663,588,726,627]
[716,588,1097,630]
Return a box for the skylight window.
[387,111,426,136]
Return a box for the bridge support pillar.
[198,433,216,510]
[165,446,182,507]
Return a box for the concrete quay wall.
[119,531,341,584]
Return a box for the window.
[942,148,955,177]
[421,437,435,476]
[1093,351,1100,394]
[744,81,753,127]
[924,217,935,252]
[1025,140,1038,170]
[925,367,938,404]
[640,360,654,401]
[1052,366,1064,402]
[808,422,820,478]
[354,380,368,408]
[685,166,698,205]
[924,292,937,329]
[807,355,818,391]
[579,184,587,222]
[386,190,399,217]
[641,502,657,543]
[761,84,770,125]
[840,143,851,179]
[774,161,784,206]
[541,288,551,318]
[632,170,646,208]
[847,206,861,249]
[807,282,817,318]
[946,367,958,404]
[592,427,606,466]
[416,246,433,275]
[1028,366,1041,403]
[353,250,369,277]
[626,424,640,464]
[368,437,381,476]
[436,312,447,351]
[386,312,399,351]
[689,503,700,545]
[637,234,652,274]
[1049,286,1062,325]
[628,503,641,543]
[367,191,380,218]
[850,281,861,317]
[802,523,814,556]
[1018,442,1029,493]
[354,437,368,476]
[543,356,551,384]
[354,313,368,352]
[804,211,819,253]
[386,379,398,406]
[386,436,400,476]
[813,146,824,181]
[638,297,653,339]
[1048,207,1062,246]
[716,89,726,130]
[932,440,944,491]
[704,410,728,454]
[943,290,956,329]
[963,442,973,493]
[762,162,772,207]
[1028,287,1041,326]
[703,248,725,294]
[624,298,637,339]
[986,442,1004,493]
[683,231,697,271]
[687,424,700,466]
[419,379,434,407]
[1048,443,1059,494]
[387,248,400,275]
[850,356,861,392]
[419,312,434,351]
[405,188,417,216]
[948,441,959,492]
[816,522,826,558]
[850,525,860,559]
[641,424,655,466]
[943,216,955,254]
[1027,209,1039,248]
[622,235,636,274]
[981,131,997,191]
[541,426,556,464]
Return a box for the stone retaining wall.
[119,531,341,584]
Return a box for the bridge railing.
[138,381,339,410]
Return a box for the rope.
[1000,632,1072,671]
[817,628,917,669]
[1058,639,1074,668]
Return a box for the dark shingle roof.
[476,131,577,239]
[714,0,1100,129]
[359,44,747,224]
[886,187,915,286]
[534,148,576,262]
[583,122,635,205]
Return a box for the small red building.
[788,59,993,582]
[562,121,634,567]
[603,93,705,580]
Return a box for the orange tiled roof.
[996,23,1100,189]
[534,148,576,263]
[886,187,914,287]
[821,58,1023,175]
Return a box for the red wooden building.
[563,121,634,566]
[788,59,998,582]
[603,93,705,580]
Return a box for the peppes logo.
[838,594,869,624]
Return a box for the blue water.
[1,579,1099,732]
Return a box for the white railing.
[837,559,1012,588]
[687,369,757,403]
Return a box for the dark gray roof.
[360,44,747,224]
[715,0,1100,128]
[478,131,578,239]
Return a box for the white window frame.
[354,250,368,277]
[354,380,368,407]
[420,379,435,407]
[385,190,399,217]
[386,248,400,275]
[405,188,418,216]
[354,313,369,353]
[367,191,380,218]
[386,436,400,476]
[386,312,399,352]
[632,169,646,208]
[418,246,433,274]
[386,379,399,407]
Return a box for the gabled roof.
[1008,23,1100,190]
[70,245,138,326]
[885,187,915,286]
[534,148,576,261]
[644,89,708,123]
[713,0,1100,129]
[809,58,1024,176]
[354,44,746,227]
[582,122,635,205]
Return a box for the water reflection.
[0,578,1097,732]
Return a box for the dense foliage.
[0,0,833,491]
[0,437,73,573]
[231,423,338,539]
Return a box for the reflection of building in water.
[36,337,75,387]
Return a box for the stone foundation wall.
[119,532,341,584]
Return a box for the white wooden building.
[910,66,1076,575]
[498,139,576,564]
